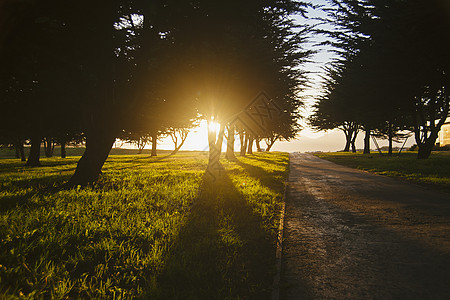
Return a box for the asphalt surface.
[281,153,450,299]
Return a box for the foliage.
[0,152,288,298]
[310,0,450,158]
[0,0,311,183]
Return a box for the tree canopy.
[0,0,311,184]
[309,0,450,157]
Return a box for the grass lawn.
[0,151,288,299]
[314,151,450,192]
[0,146,175,159]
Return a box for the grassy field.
[0,146,174,159]
[0,151,288,299]
[314,151,450,192]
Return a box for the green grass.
[0,146,176,159]
[0,151,288,299]
[314,151,450,192]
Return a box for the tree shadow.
[0,191,40,212]
[149,165,277,299]
[0,178,70,213]
[233,158,287,194]
[243,153,287,166]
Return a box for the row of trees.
[0,0,311,185]
[309,0,450,158]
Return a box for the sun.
[208,120,221,133]
[156,119,237,152]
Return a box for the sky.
[119,1,415,153]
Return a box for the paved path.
[281,153,450,299]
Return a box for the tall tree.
[2,0,311,184]
[318,0,450,159]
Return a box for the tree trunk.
[43,138,54,157]
[18,140,26,161]
[388,122,393,156]
[412,85,449,159]
[343,132,351,152]
[207,123,225,178]
[14,139,26,161]
[170,133,188,156]
[363,128,371,154]
[151,133,157,157]
[26,135,41,166]
[61,140,67,158]
[14,144,20,158]
[416,131,438,159]
[67,134,115,186]
[247,135,253,155]
[351,130,358,153]
[240,132,247,156]
[170,144,182,156]
[43,138,49,157]
[265,137,276,152]
[417,141,434,159]
[225,126,236,160]
[255,138,262,152]
[216,128,225,155]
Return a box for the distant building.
[439,116,450,146]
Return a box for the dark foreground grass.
[314,151,450,192]
[0,152,288,299]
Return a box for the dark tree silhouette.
[313,0,449,158]
[1,0,311,184]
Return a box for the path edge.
[271,175,288,300]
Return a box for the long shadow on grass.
[150,166,277,299]
[243,153,287,166]
[0,175,71,212]
[106,155,181,171]
[233,157,287,194]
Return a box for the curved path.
[281,153,450,299]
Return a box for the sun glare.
[181,120,209,150]
[208,120,221,133]
[150,119,241,152]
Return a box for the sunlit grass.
[0,151,288,298]
[314,151,450,192]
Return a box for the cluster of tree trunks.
[11,137,69,166]
[341,121,359,153]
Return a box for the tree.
[1,0,311,185]
[161,0,310,171]
[168,128,190,155]
[309,76,361,153]
[318,0,450,159]
[1,0,88,167]
[225,125,237,160]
